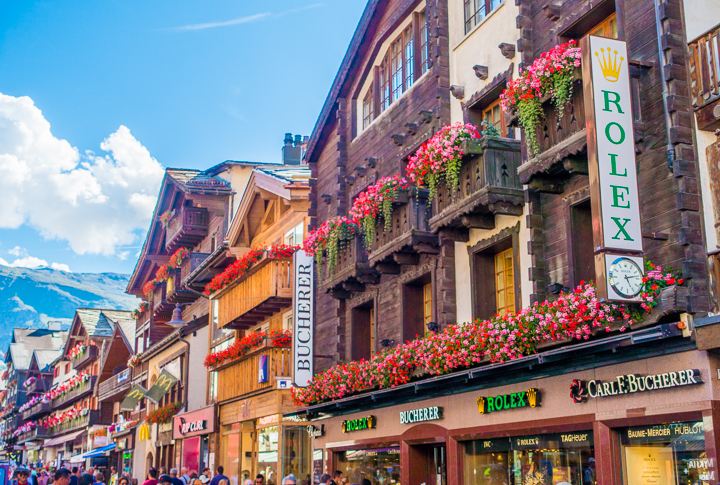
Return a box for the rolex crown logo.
[527,388,538,408]
[476,396,487,415]
[595,47,624,82]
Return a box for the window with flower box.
[483,99,507,137]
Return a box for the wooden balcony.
[430,137,524,232]
[17,427,49,444]
[367,188,438,268]
[319,237,379,300]
[52,376,97,409]
[166,252,208,304]
[152,283,173,322]
[49,410,104,436]
[216,344,291,402]
[165,206,209,252]
[25,377,43,394]
[72,345,99,371]
[98,369,132,402]
[689,23,720,130]
[22,401,52,421]
[217,255,293,329]
[516,76,588,190]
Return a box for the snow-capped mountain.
[0,265,137,352]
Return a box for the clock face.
[608,257,644,298]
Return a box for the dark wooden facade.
[305,0,454,371]
[515,0,710,312]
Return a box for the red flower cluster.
[131,301,150,319]
[159,210,175,228]
[349,174,409,249]
[168,247,191,269]
[142,280,158,299]
[146,402,183,424]
[203,247,264,296]
[204,330,293,369]
[155,264,170,282]
[268,244,301,259]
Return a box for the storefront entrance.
[411,445,445,485]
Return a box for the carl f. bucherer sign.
[581,35,645,301]
[570,369,703,403]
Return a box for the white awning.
[43,430,84,447]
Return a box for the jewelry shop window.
[336,448,401,485]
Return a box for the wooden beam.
[461,214,495,229]
[375,261,401,274]
[393,252,420,265]
[342,280,365,293]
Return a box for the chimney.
[282,133,303,165]
[47,321,62,332]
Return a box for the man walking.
[208,468,227,485]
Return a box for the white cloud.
[50,262,71,272]
[0,93,165,257]
[170,4,323,31]
[0,246,71,272]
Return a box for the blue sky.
[0,0,366,274]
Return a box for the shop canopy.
[69,444,117,463]
[43,430,84,447]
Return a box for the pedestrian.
[179,469,189,485]
[208,468,227,485]
[168,469,183,485]
[192,480,203,485]
[142,469,159,485]
[38,470,49,485]
[198,470,210,485]
[14,467,30,485]
[109,467,118,485]
[160,469,166,478]
[69,468,79,485]
[53,469,71,485]
[95,473,105,485]
[158,477,171,485]
[118,478,130,485]
[79,474,93,485]
[281,476,296,485]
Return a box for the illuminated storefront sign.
[341,416,376,433]
[292,250,314,387]
[571,369,702,403]
[399,406,443,424]
[476,389,540,414]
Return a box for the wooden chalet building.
[297,0,720,484]
[202,163,311,485]
[126,162,269,478]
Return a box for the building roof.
[31,349,63,372]
[255,165,312,184]
[6,328,68,369]
[166,168,232,195]
[74,309,134,339]
[116,318,137,350]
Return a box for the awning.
[43,430,84,447]
[69,443,116,463]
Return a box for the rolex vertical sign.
[582,35,644,300]
[292,249,314,387]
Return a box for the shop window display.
[620,421,708,484]
[282,426,312,482]
[258,426,280,485]
[336,448,401,485]
[464,432,595,484]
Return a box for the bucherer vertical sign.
[292,249,314,387]
[582,35,644,301]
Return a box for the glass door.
[428,446,446,485]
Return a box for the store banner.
[292,250,314,387]
[145,368,179,403]
[120,384,148,411]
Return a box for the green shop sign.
[476,389,541,415]
[341,416,376,433]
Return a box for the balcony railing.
[318,238,378,300]
[689,23,720,130]
[52,377,97,409]
[72,346,99,371]
[430,137,524,232]
[22,401,52,421]
[98,369,132,402]
[367,188,438,267]
[167,252,208,304]
[49,410,103,436]
[216,344,291,402]
[152,283,173,322]
[165,206,209,252]
[17,427,49,443]
[25,377,43,394]
[217,255,293,329]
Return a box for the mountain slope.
[0,265,137,352]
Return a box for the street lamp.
[166,303,186,329]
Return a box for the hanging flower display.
[168,247,192,269]
[46,372,91,401]
[303,216,358,275]
[349,174,409,249]
[500,40,581,157]
[203,247,264,296]
[132,301,150,320]
[146,402,183,424]
[68,343,87,360]
[155,264,171,282]
[14,421,37,437]
[267,244,301,259]
[42,407,90,429]
[142,280,158,299]
[18,395,44,413]
[23,376,37,388]
[406,122,480,198]
[160,210,175,228]
[127,354,141,368]
[292,265,681,406]
[204,330,293,369]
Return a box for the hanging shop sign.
[476,389,540,414]
[292,250,314,388]
[172,405,216,440]
[341,416,376,433]
[145,368,179,404]
[306,424,325,438]
[400,406,443,424]
[120,384,148,412]
[581,35,644,301]
[258,355,269,383]
[570,369,703,403]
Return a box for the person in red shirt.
[142,469,159,485]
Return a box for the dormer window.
[358,6,430,133]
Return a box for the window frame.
[482,99,508,137]
[463,0,502,34]
[468,224,521,321]
[589,12,618,39]
[402,273,433,340]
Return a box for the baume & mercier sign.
[570,369,702,403]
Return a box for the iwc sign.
[571,369,703,403]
